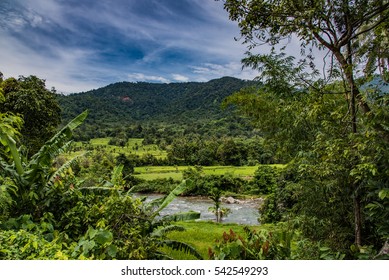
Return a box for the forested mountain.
[57,77,258,125]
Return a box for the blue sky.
[0,0,267,93]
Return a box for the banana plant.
[0,113,23,218]
[0,110,88,217]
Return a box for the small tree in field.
[208,188,231,223]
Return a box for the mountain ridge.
[57,76,258,126]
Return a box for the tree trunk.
[354,192,362,247]
[334,49,363,247]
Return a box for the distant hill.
[57,77,258,126]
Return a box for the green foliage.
[72,227,116,259]
[209,226,293,260]
[1,75,61,156]
[167,135,272,166]
[251,165,278,194]
[208,187,231,223]
[182,167,248,196]
[223,53,389,257]
[58,77,258,140]
[0,110,88,218]
[0,214,71,260]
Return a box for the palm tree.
[208,188,231,223]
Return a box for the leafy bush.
[209,226,293,260]
[250,165,278,194]
[0,215,72,260]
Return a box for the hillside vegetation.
[58,76,258,125]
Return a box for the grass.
[162,221,263,259]
[134,164,286,181]
[136,172,183,181]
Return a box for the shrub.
[209,226,293,260]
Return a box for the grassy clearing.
[134,164,286,181]
[136,172,183,181]
[162,221,264,259]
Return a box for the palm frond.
[152,225,185,237]
[152,180,193,218]
[23,111,88,185]
[47,152,88,187]
[161,240,203,260]
[28,110,88,168]
[110,165,124,185]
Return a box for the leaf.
[162,240,203,260]
[88,228,97,239]
[162,211,201,222]
[152,180,192,218]
[28,110,88,166]
[378,189,389,200]
[48,152,89,187]
[94,229,113,245]
[110,165,124,186]
[107,244,117,258]
[152,225,185,237]
[82,240,96,255]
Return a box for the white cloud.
[127,73,170,83]
[191,62,258,81]
[172,74,189,82]
[0,32,105,93]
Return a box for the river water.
[136,193,261,225]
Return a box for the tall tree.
[0,75,61,157]
[223,0,389,247]
[224,0,389,139]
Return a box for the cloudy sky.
[0,0,270,93]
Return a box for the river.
[136,193,262,225]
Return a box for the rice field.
[134,164,285,181]
[72,138,286,181]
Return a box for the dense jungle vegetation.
[1,0,389,260]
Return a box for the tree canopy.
[224,0,389,139]
[0,75,61,156]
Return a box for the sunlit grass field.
[134,164,286,181]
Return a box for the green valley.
[1,0,389,262]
